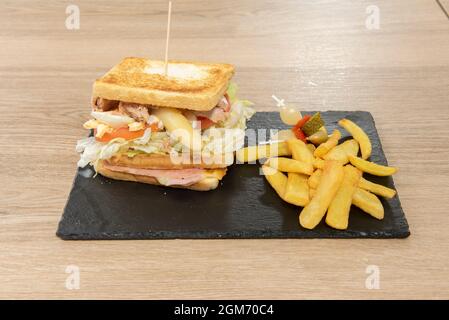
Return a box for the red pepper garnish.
[293,128,307,142]
[291,115,311,142]
[294,115,311,129]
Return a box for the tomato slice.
[95,123,159,142]
[223,93,232,112]
[197,116,215,130]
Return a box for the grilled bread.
[107,152,234,170]
[93,57,235,111]
[96,160,227,191]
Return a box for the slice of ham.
[103,163,205,186]
[195,105,228,123]
[193,96,230,124]
[218,95,231,112]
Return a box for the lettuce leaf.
[76,137,127,168]
[99,138,127,160]
[226,82,238,104]
[130,144,160,154]
[223,82,256,129]
[76,137,101,167]
[132,128,152,145]
[222,99,255,130]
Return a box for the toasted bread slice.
[96,160,226,191]
[93,57,235,111]
[107,152,234,170]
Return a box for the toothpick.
[271,95,285,107]
[164,1,172,76]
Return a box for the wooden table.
[1,0,448,299]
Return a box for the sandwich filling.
[76,82,255,176]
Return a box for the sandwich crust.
[93,57,235,111]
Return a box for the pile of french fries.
[236,118,398,230]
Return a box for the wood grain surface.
[1,0,448,299]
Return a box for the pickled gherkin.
[302,112,324,136]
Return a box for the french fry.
[306,143,316,153]
[324,139,359,164]
[308,169,322,189]
[261,165,287,198]
[313,158,325,169]
[287,139,314,164]
[284,173,310,206]
[309,188,316,199]
[262,166,309,206]
[314,129,341,158]
[349,155,398,176]
[352,188,384,219]
[326,165,362,230]
[266,157,313,175]
[338,118,372,159]
[299,161,344,229]
[236,141,291,163]
[358,177,396,198]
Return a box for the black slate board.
[57,111,409,240]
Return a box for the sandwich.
[76,57,255,191]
